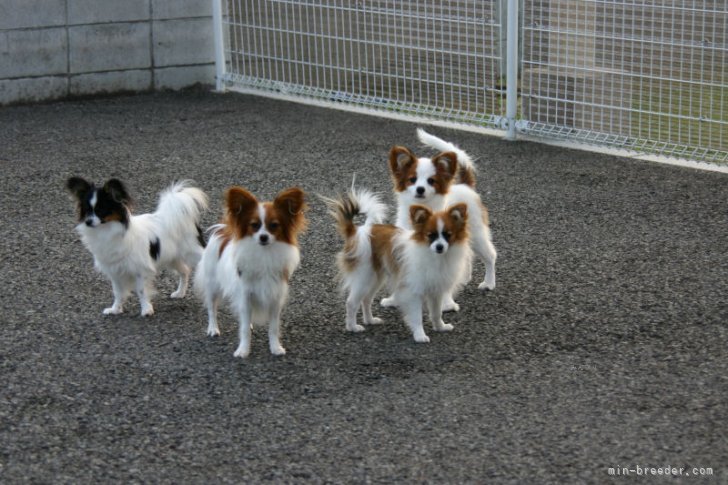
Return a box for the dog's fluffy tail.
[417,128,476,187]
[321,187,387,271]
[322,187,387,240]
[155,181,209,243]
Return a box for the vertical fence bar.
[212,0,226,92]
[505,0,519,140]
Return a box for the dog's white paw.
[102,306,123,315]
[140,306,155,317]
[413,333,431,343]
[206,326,220,337]
[365,317,383,325]
[347,324,366,333]
[478,281,495,291]
[233,346,250,358]
[270,345,286,356]
[435,323,454,332]
[380,297,397,308]
[170,289,186,299]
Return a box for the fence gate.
[214,0,728,165]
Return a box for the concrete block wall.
[0,0,215,105]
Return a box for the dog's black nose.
[259,234,269,244]
[416,186,425,195]
[435,244,444,253]
[85,219,94,227]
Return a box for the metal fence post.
[505,0,519,140]
[212,0,226,92]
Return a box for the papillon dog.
[195,186,307,358]
[384,128,497,311]
[66,178,208,316]
[325,188,471,342]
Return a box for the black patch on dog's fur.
[149,238,161,260]
[196,224,206,247]
[93,187,130,227]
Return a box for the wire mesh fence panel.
[521,0,728,163]
[216,1,728,164]
[220,0,507,128]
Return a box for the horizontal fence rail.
[215,0,728,165]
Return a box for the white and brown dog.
[326,188,471,343]
[384,129,497,311]
[195,187,307,358]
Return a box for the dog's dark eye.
[251,221,261,230]
[427,177,435,185]
[428,233,438,243]
[409,177,417,184]
[268,221,279,231]
[442,231,451,242]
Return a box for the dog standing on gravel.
[384,128,497,311]
[195,186,307,358]
[66,177,208,316]
[325,187,471,342]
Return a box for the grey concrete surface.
[0,90,726,483]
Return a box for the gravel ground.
[1,90,726,483]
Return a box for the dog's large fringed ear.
[432,151,458,180]
[388,146,417,177]
[274,187,308,237]
[66,177,92,200]
[225,186,258,217]
[448,203,468,229]
[274,187,307,217]
[103,179,132,205]
[409,204,432,227]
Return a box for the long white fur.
[392,228,472,342]
[390,129,497,299]
[337,189,471,342]
[195,205,301,358]
[76,181,208,316]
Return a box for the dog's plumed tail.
[322,187,387,274]
[323,187,387,240]
[155,180,209,242]
[417,128,476,187]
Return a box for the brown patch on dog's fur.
[215,187,256,257]
[323,193,362,241]
[445,204,470,244]
[409,205,433,243]
[431,152,458,195]
[102,212,125,224]
[389,146,418,192]
[337,224,399,275]
[223,187,259,240]
[269,187,308,245]
[410,203,469,246]
[458,164,476,188]
[369,224,399,272]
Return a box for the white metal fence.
[214,0,728,164]
[521,0,728,163]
